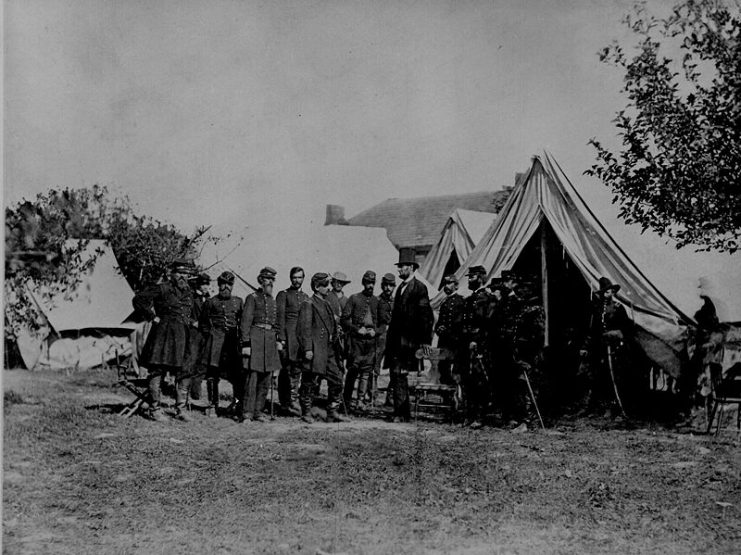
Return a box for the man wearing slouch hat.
[132,257,198,422]
[238,266,282,423]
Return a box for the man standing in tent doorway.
[238,267,282,423]
[341,270,381,412]
[461,266,494,428]
[197,271,243,418]
[276,267,309,417]
[297,272,349,423]
[581,276,633,418]
[384,248,433,422]
[435,275,465,385]
[133,258,198,422]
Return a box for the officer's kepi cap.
[442,275,459,285]
[381,273,396,285]
[217,271,235,285]
[467,265,487,277]
[362,270,376,282]
[258,266,277,280]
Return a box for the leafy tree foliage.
[5,186,212,339]
[587,0,741,252]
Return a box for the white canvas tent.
[438,151,741,377]
[16,240,137,370]
[199,223,435,298]
[419,209,497,289]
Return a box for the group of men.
[133,249,632,427]
[131,247,433,424]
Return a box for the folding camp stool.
[410,347,459,422]
[115,351,152,418]
[706,362,741,439]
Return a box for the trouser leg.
[288,363,302,409]
[147,368,165,410]
[391,363,411,419]
[175,376,191,412]
[343,365,359,407]
[299,372,318,415]
[278,363,291,408]
[245,372,270,417]
[356,364,372,402]
[327,375,343,413]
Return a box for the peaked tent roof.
[419,209,497,288]
[347,191,508,250]
[28,240,136,332]
[438,152,741,375]
[200,224,436,299]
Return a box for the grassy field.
[3,367,740,554]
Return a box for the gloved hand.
[241,346,251,357]
[305,350,314,361]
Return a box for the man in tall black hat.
[581,276,633,417]
[435,275,465,385]
[341,270,381,411]
[132,257,197,422]
[238,266,282,422]
[276,266,310,416]
[297,272,349,423]
[198,271,243,417]
[384,248,433,422]
[460,265,494,427]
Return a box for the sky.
[3,0,653,234]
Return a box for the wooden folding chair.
[115,351,151,418]
[410,347,459,422]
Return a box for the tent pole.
[540,225,550,347]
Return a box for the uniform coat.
[296,294,342,382]
[341,291,381,367]
[384,276,433,366]
[436,293,465,350]
[241,289,281,373]
[276,287,310,362]
[133,281,195,369]
[198,294,243,368]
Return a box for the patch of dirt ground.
[3,367,741,554]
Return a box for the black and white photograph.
[3,0,741,553]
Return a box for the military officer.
[327,271,351,320]
[198,271,243,417]
[188,272,212,401]
[276,266,310,416]
[238,267,282,422]
[375,273,396,405]
[460,265,494,428]
[435,275,465,385]
[581,276,633,417]
[341,270,381,412]
[489,269,526,426]
[132,258,197,422]
[297,272,348,423]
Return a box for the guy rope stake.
[606,344,627,418]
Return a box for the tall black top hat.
[395,248,418,268]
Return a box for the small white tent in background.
[199,223,435,298]
[16,240,137,370]
[419,209,497,290]
[441,151,741,378]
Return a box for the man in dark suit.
[384,248,434,422]
[296,272,349,423]
[276,266,309,416]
